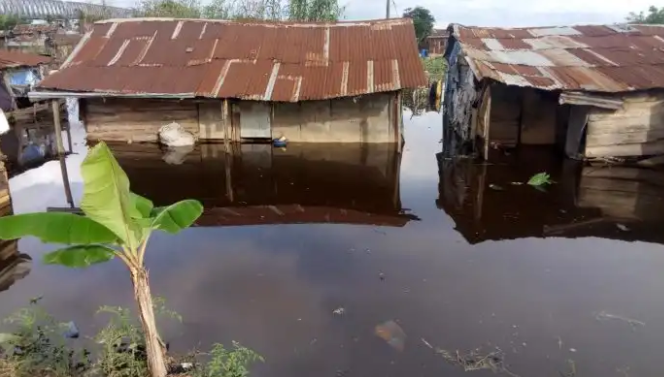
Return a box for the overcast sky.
[98,0,653,27]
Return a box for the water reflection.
[105,142,419,227]
[0,204,32,293]
[436,147,664,245]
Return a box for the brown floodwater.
[2,109,664,377]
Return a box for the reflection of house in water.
[437,150,664,244]
[106,143,417,227]
[0,202,32,294]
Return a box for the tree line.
[132,0,344,21]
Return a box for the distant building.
[426,28,448,56]
[32,18,427,145]
[443,23,664,161]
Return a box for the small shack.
[444,23,664,161]
[3,24,62,54]
[30,17,426,145]
[426,29,448,56]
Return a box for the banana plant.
[0,142,203,377]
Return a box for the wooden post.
[51,100,73,207]
[51,100,65,156]
[222,99,230,154]
[59,155,75,208]
[224,148,234,202]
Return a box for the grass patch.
[0,299,263,377]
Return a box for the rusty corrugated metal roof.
[0,50,51,69]
[37,18,427,101]
[449,23,664,92]
[12,24,60,35]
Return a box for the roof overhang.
[28,91,196,100]
[559,91,624,110]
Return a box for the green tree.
[403,6,435,44]
[288,0,344,21]
[138,0,203,18]
[0,15,26,31]
[0,142,203,377]
[628,6,664,24]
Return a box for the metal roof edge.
[28,91,197,100]
[95,17,413,27]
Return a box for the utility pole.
[386,0,390,19]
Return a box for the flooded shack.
[31,18,426,145]
[444,23,664,161]
[0,50,68,175]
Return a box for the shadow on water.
[2,110,664,377]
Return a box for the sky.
[94,0,655,27]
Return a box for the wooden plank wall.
[84,98,199,142]
[520,88,557,145]
[585,93,664,157]
[272,93,394,143]
[488,84,558,149]
[488,84,520,147]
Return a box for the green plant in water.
[0,299,90,377]
[194,341,264,377]
[0,142,204,377]
[527,172,553,187]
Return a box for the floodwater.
[2,108,664,377]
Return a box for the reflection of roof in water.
[0,241,31,293]
[107,142,417,228]
[436,150,664,245]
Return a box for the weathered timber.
[84,98,199,143]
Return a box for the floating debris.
[332,307,345,316]
[510,182,523,186]
[489,184,504,191]
[616,224,630,232]
[595,311,645,328]
[374,320,406,351]
[435,347,520,377]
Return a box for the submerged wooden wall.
[84,94,397,144]
[83,98,199,142]
[585,93,664,158]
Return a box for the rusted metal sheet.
[0,50,51,69]
[450,23,664,93]
[37,18,427,102]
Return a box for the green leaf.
[0,333,19,344]
[527,172,552,187]
[150,200,203,234]
[0,213,117,244]
[80,142,142,248]
[131,192,153,219]
[43,245,115,268]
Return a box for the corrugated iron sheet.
[12,24,59,35]
[37,18,427,101]
[0,50,51,69]
[450,23,664,92]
